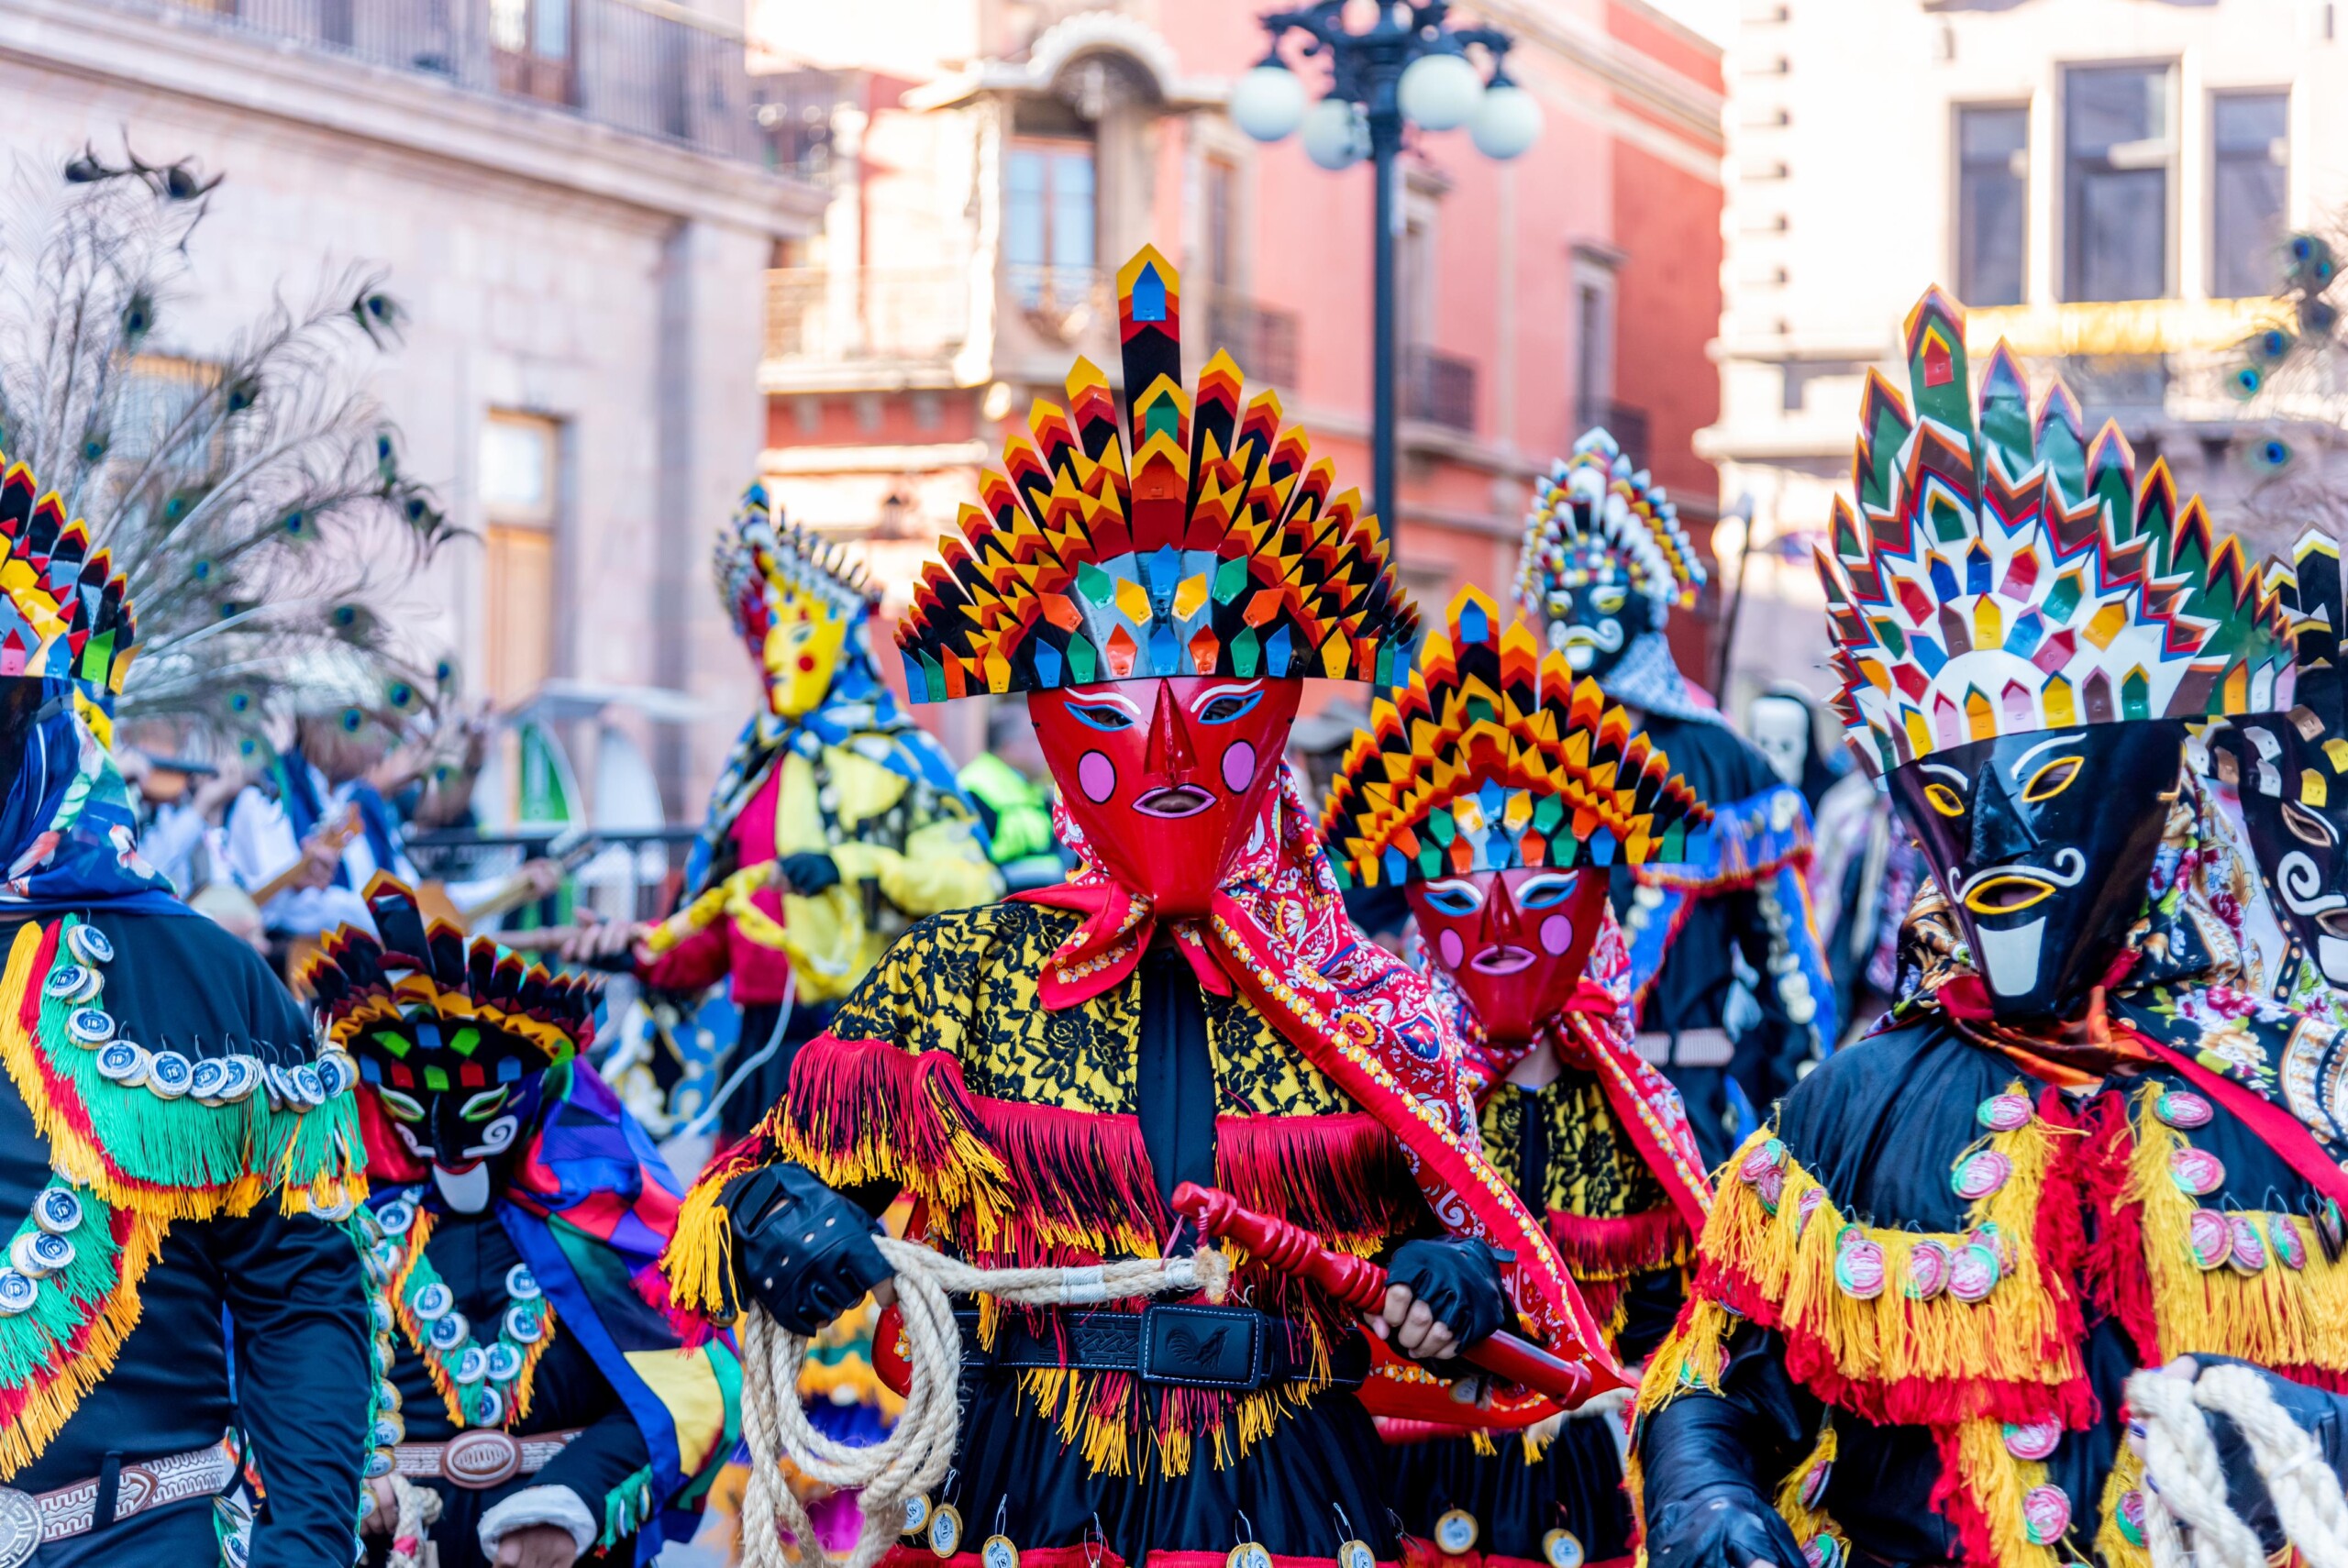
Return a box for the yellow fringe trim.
[1946,1416,2059,1568]
[0,1210,166,1478]
[2126,1082,2348,1374]
[1636,1297,1734,1418]
[1772,1420,1841,1545]
[2094,1441,2151,1568]
[1695,1093,2080,1397]
[1013,1365,1324,1480]
[390,1209,555,1429]
[664,1174,738,1319]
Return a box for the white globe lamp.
[1397,51,1481,132]
[1300,97,1368,171]
[1468,81,1542,160]
[1230,63,1308,143]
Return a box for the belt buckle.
[1139,1304,1264,1391]
[0,1488,38,1568]
[441,1430,523,1490]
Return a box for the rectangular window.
[1205,156,1239,289]
[2064,64,2175,302]
[1957,105,2030,306]
[481,413,560,705]
[491,0,572,105]
[2213,92,2289,298]
[1005,139,1096,311]
[1577,279,1615,413]
[1399,216,1435,346]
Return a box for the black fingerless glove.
[725,1163,892,1334]
[1388,1236,1510,1352]
[1640,1395,1809,1568]
[778,851,842,896]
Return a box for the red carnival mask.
[1405,868,1611,1048]
[1028,676,1300,917]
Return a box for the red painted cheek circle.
[1077,750,1117,804]
[1437,928,1466,968]
[1221,740,1257,794]
[796,654,817,672]
[1540,914,1574,956]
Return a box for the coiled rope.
[736,1235,1231,1568]
[383,1474,443,1568]
[2125,1362,2348,1568]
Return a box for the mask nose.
[1967,767,2040,865]
[1143,681,1198,786]
[1480,876,1525,946]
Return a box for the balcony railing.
[1403,346,1479,434]
[1578,400,1651,471]
[766,267,972,363]
[137,0,758,160]
[1201,292,1301,389]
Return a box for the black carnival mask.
[1889,723,2186,1020]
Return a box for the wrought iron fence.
[1578,400,1651,471]
[138,0,758,160]
[1201,292,1301,389]
[1403,345,1479,433]
[765,268,973,362]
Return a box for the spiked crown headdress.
[299,876,598,1080]
[2221,530,2348,804]
[0,456,136,708]
[1515,427,1703,624]
[1320,586,1711,889]
[896,248,1418,701]
[716,482,877,642]
[1819,289,2297,778]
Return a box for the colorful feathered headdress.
[1516,427,1703,622]
[896,247,1418,701]
[1320,586,1710,888]
[1818,288,2297,778]
[0,457,136,709]
[716,482,877,641]
[299,876,598,1077]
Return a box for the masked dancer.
[662,247,1622,1566]
[1321,587,1714,1568]
[1634,288,2348,1568]
[310,877,739,1568]
[0,458,372,1564]
[1516,437,1833,1164]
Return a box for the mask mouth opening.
[2317,909,2348,939]
[1133,785,1214,819]
[1468,944,1536,975]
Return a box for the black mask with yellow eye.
[1888,722,2187,1020]
[1542,567,1662,682]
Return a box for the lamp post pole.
[1231,2,1538,555]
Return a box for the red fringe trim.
[1926,1425,2004,1568]
[966,1097,1168,1260]
[2057,1087,2161,1364]
[1219,1113,1418,1248]
[1548,1207,1687,1276]
[785,1034,992,1190]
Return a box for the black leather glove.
[778,851,842,896]
[1640,1394,1808,1568]
[724,1162,892,1334]
[2160,1356,2346,1554]
[1388,1236,1510,1352]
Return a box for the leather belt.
[393,1428,582,1491]
[1635,1026,1734,1068]
[957,1304,1368,1393]
[0,1439,240,1566]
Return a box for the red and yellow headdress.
[1321,586,1710,888]
[896,247,1418,701]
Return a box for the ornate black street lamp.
[1229,2,1540,544]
